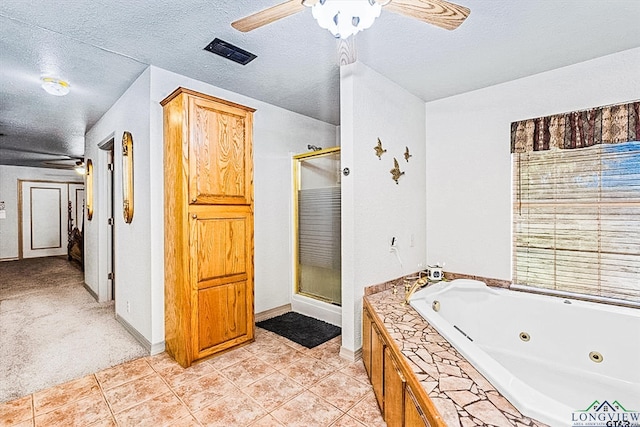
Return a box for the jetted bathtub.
[409,279,640,427]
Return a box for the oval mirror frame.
[86,159,94,220]
[122,131,134,223]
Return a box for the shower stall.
[293,147,341,306]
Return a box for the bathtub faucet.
[404,277,429,305]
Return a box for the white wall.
[0,165,82,260]
[340,62,427,355]
[85,68,152,342]
[84,65,336,351]
[425,47,640,281]
[149,67,337,346]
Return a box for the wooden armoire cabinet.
[161,87,255,367]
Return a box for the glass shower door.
[293,148,341,305]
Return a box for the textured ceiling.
[1,0,639,168]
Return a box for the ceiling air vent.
[204,38,257,65]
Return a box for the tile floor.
[1,328,386,427]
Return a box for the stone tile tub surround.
[364,286,548,427]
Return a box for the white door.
[21,181,69,258]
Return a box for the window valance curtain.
[511,101,640,153]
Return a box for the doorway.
[293,147,341,305]
[18,180,83,259]
[98,138,115,301]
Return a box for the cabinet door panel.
[195,214,248,285]
[362,309,372,378]
[384,347,405,427]
[198,281,248,351]
[371,324,384,411]
[405,386,431,426]
[189,98,251,205]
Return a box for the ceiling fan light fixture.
[312,0,382,39]
[41,77,70,96]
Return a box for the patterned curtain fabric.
[511,101,640,153]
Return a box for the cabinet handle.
[192,214,197,219]
[191,198,197,203]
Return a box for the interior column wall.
[340,61,427,357]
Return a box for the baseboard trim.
[255,304,292,323]
[0,257,19,262]
[83,282,99,302]
[340,346,362,362]
[291,294,341,327]
[115,314,156,355]
[150,341,166,355]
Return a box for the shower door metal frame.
[292,146,341,305]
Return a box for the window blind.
[513,141,640,304]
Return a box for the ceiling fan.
[232,0,470,39]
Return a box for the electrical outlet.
[127,301,131,313]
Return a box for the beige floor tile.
[345,392,386,427]
[218,356,276,388]
[340,361,369,383]
[34,392,111,427]
[192,390,266,427]
[5,421,33,427]
[103,373,171,413]
[147,352,181,372]
[309,372,372,412]
[250,414,285,427]
[94,358,154,391]
[244,372,305,412]
[270,391,343,427]
[33,375,100,415]
[254,344,303,368]
[114,392,190,427]
[156,359,217,389]
[330,414,367,427]
[279,338,311,353]
[206,346,253,370]
[0,395,33,426]
[171,414,202,426]
[87,416,117,427]
[244,338,284,357]
[307,344,351,369]
[278,355,337,388]
[173,372,237,412]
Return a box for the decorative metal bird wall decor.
[374,138,387,160]
[390,157,405,184]
[404,146,412,162]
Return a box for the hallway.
[0,257,146,402]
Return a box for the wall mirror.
[122,131,134,223]
[86,159,94,220]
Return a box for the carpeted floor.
[0,256,147,403]
[257,312,341,349]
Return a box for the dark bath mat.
[257,312,341,349]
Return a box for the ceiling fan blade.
[383,0,470,31]
[232,1,306,32]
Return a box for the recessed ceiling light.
[41,77,70,96]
